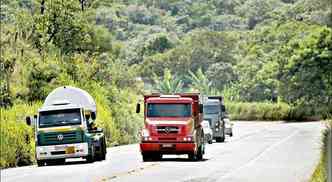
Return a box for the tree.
[153,68,183,94]
[31,0,95,55]
[188,68,217,95]
[206,62,237,91]
[279,27,332,106]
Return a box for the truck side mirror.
[26,116,31,126]
[136,103,140,113]
[199,104,203,113]
[91,112,96,120]
[33,115,37,126]
[221,105,226,112]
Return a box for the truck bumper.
[140,142,196,154]
[36,142,89,160]
[212,128,224,138]
[225,127,232,135]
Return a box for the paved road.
[1,121,324,182]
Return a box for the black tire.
[86,154,94,163]
[188,148,203,161]
[102,139,107,160]
[197,146,203,161]
[97,147,106,161]
[100,149,106,160]
[45,159,65,166]
[208,140,213,144]
[86,145,95,163]
[37,160,45,167]
[230,132,233,137]
[215,137,225,143]
[95,149,103,161]
[188,153,197,161]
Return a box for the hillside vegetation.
[0,0,331,167]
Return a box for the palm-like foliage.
[188,68,218,95]
[154,68,183,94]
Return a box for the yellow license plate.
[65,146,75,154]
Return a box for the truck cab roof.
[39,103,82,112]
[205,99,221,104]
[146,97,193,103]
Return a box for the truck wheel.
[188,153,197,161]
[101,149,106,160]
[98,145,106,161]
[230,132,233,137]
[37,160,45,167]
[102,139,107,160]
[86,154,95,163]
[197,146,203,161]
[216,137,225,143]
[208,139,213,144]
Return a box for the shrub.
[0,102,41,168]
[226,102,290,121]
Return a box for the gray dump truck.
[203,96,226,142]
[26,86,107,166]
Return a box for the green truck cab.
[26,86,107,166]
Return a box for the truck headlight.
[183,136,193,141]
[141,128,150,137]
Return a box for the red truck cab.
[136,93,205,161]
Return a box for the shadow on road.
[146,157,209,163]
[64,160,88,166]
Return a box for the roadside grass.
[0,102,41,168]
[226,102,330,121]
[226,102,290,121]
[310,120,331,182]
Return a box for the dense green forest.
[0,0,331,167]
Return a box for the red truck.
[136,93,205,161]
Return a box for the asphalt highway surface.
[1,121,324,182]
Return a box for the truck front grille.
[157,126,179,134]
[38,131,82,146]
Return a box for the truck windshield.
[39,109,81,128]
[204,105,220,114]
[147,103,191,117]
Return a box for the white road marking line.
[218,129,299,180]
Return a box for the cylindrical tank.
[43,86,96,114]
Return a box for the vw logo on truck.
[57,134,64,141]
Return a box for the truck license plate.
[65,146,75,154]
[54,145,66,151]
[162,144,173,148]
